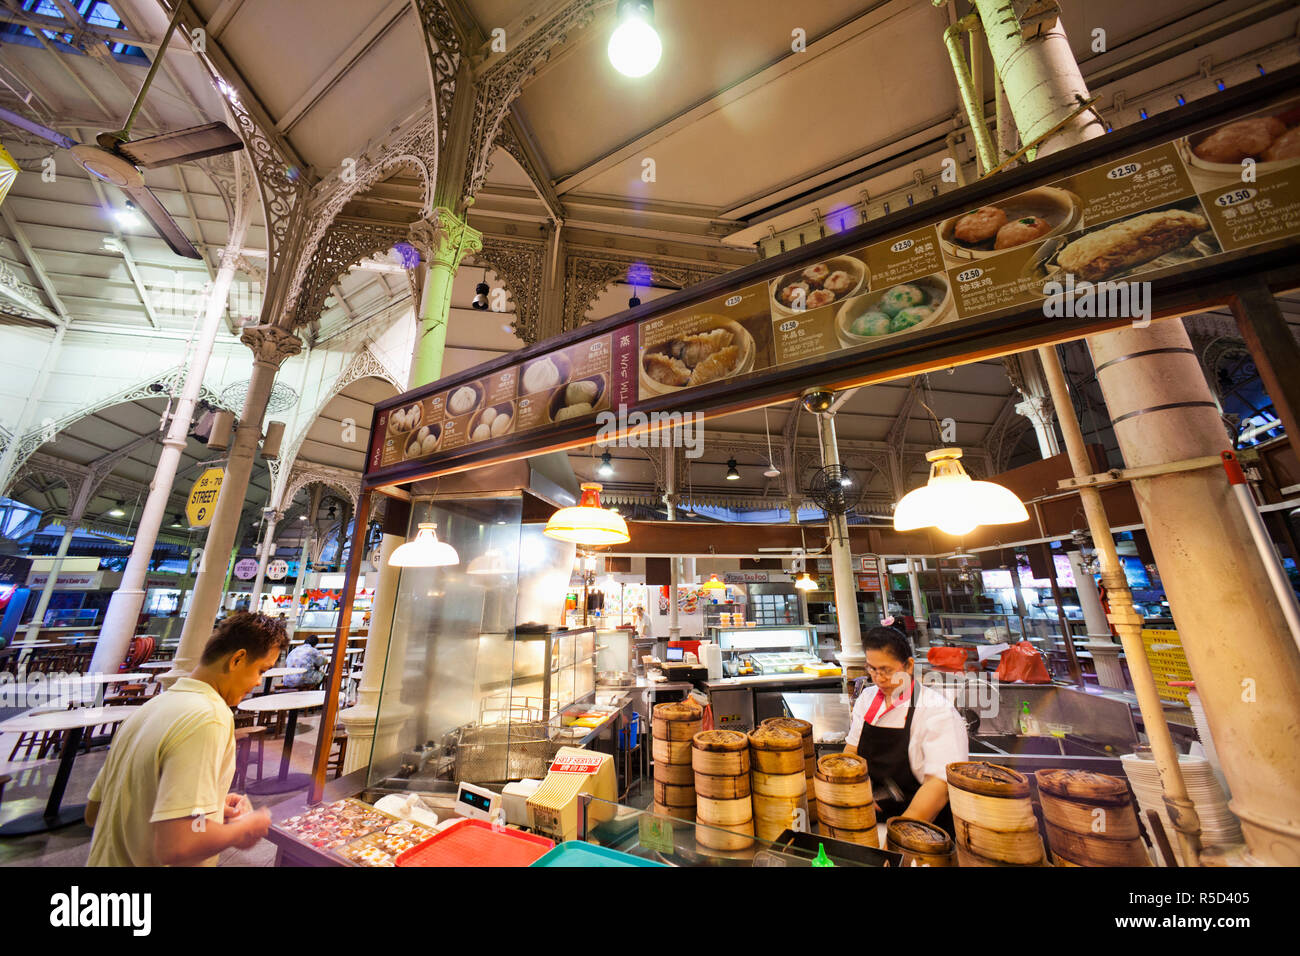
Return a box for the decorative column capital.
[240,324,303,367]
[1014,394,1054,425]
[408,206,483,269]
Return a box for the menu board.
[625,96,1300,404]
[370,92,1300,478]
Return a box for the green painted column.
[409,207,483,388]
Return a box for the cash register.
[658,645,708,682]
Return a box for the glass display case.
[930,611,1023,643]
[364,493,589,792]
[710,624,820,676]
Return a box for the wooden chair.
[102,683,149,707]
[6,706,71,761]
[325,729,348,780]
[233,726,268,790]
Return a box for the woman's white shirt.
[844,680,969,783]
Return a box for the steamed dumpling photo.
[448,385,478,416]
[523,357,562,394]
[554,402,593,421]
[565,379,599,406]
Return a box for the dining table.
[236,690,337,795]
[0,706,138,835]
[259,666,306,695]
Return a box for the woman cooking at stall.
[844,625,968,833]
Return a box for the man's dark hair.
[861,625,913,664]
[200,611,289,665]
[303,634,319,647]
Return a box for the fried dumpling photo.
[678,328,734,367]
[644,352,691,386]
[687,345,739,386]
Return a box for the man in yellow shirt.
[85,612,289,866]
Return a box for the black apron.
[858,684,955,837]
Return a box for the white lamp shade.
[893,449,1028,537]
[466,549,510,576]
[544,482,630,546]
[794,572,818,590]
[389,523,460,567]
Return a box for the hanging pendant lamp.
[544,482,630,546]
[701,574,727,591]
[893,447,1029,537]
[794,572,818,591]
[389,522,460,567]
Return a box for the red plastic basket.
[394,819,555,867]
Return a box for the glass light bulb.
[608,18,661,77]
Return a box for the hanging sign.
[367,75,1300,484]
[186,468,225,528]
[266,559,289,581]
[233,558,259,580]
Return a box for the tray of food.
[337,820,439,867]
[277,798,397,851]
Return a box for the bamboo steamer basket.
[653,701,703,742]
[696,818,755,852]
[751,769,808,798]
[654,780,696,808]
[694,772,751,799]
[654,761,695,786]
[748,725,804,774]
[693,748,750,777]
[946,761,1037,830]
[761,717,814,757]
[817,802,877,831]
[953,816,1044,865]
[652,737,693,765]
[955,842,1050,867]
[1044,820,1150,867]
[821,822,880,847]
[696,795,753,827]
[1034,769,1141,839]
[886,817,955,867]
[753,795,803,843]
[653,801,695,822]
[814,753,873,807]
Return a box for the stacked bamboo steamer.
[652,700,703,820]
[748,725,807,841]
[761,717,817,825]
[946,761,1046,867]
[1035,769,1151,867]
[693,730,754,850]
[813,753,878,846]
[886,817,956,867]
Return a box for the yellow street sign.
[186,468,225,528]
[0,144,18,209]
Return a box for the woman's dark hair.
[303,635,319,647]
[861,625,913,664]
[200,611,290,665]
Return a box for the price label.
[956,267,983,283]
[1215,187,1257,207]
[778,320,797,333]
[890,238,914,252]
[724,294,742,307]
[1107,162,1141,179]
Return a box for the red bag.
[926,646,970,673]
[995,640,1052,683]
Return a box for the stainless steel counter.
[781,691,853,744]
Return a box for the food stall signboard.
[186,468,224,528]
[233,558,259,580]
[266,559,289,581]
[367,76,1300,485]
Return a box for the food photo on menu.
[1025,196,1221,284]
[937,185,1084,261]
[1177,98,1300,191]
[639,286,775,397]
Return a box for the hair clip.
[880,614,895,627]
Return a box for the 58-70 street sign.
[186,468,224,528]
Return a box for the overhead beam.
[0,205,71,323]
[273,0,410,135]
[85,171,161,328]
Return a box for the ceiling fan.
[0,3,242,259]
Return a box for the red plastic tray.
[394,819,555,867]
